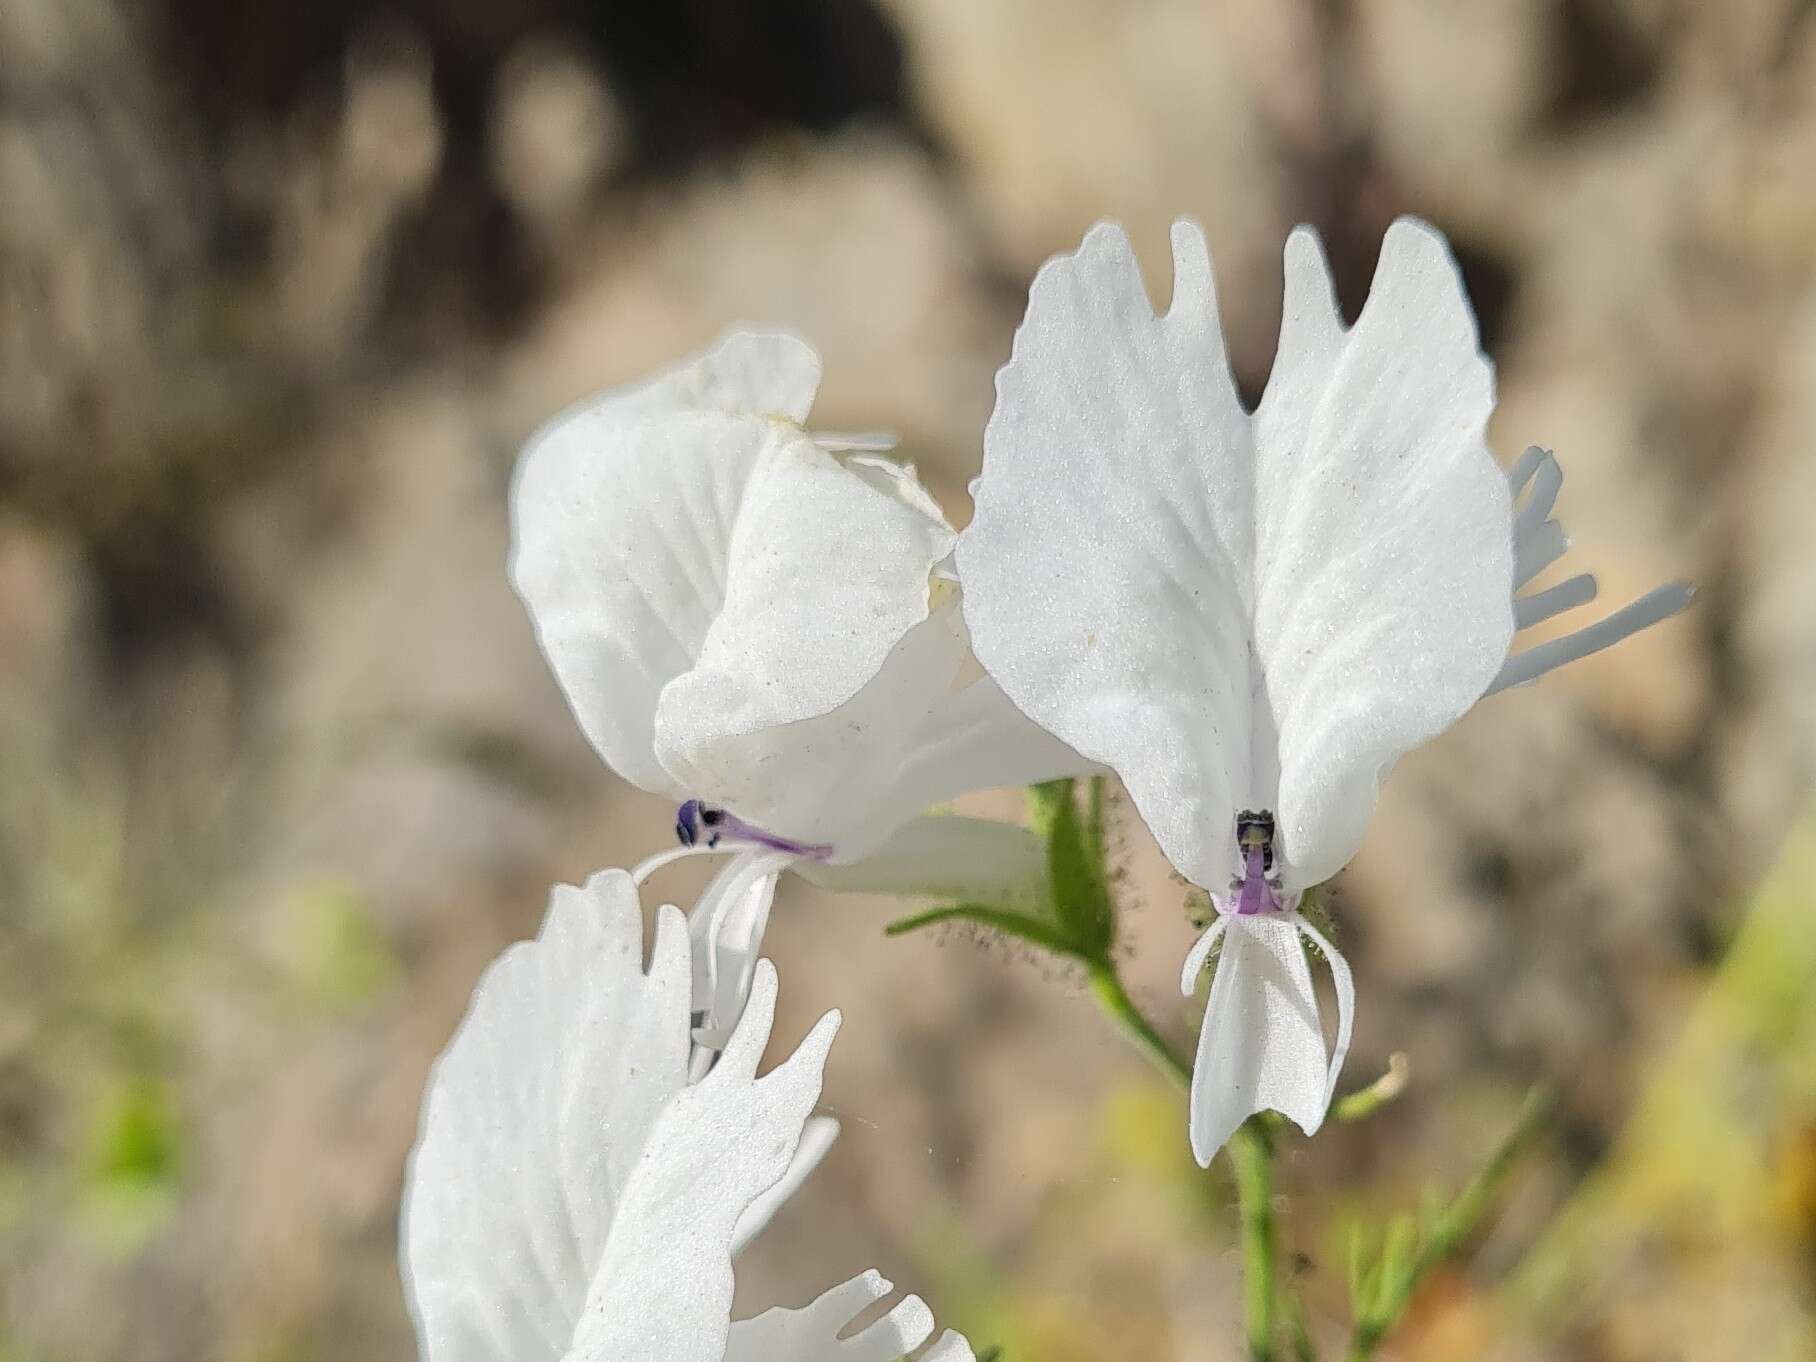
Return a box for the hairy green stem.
[1086,959,1276,1361]
[1086,961,1191,1087]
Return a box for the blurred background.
[3,0,1815,1358]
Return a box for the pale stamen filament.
[632,842,726,885]
[1513,571,1597,630]
[1506,443,1547,496]
[1514,518,1569,588]
[1496,445,1693,695]
[1512,448,1564,546]
[1489,580,1695,695]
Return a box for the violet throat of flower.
[1235,844,1281,915]
[1222,809,1289,917]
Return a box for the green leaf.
[1046,786,1114,960]
[291,881,401,1013]
[1284,1289,1317,1362]
[1374,1214,1418,1317]
[1346,1222,1374,1308]
[1419,1182,1446,1231]
[1085,774,1107,863]
[1024,778,1075,838]
[79,1074,183,1250]
[885,903,1084,959]
[87,1077,181,1193]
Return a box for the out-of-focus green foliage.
[288,881,401,1014]
[1500,820,1816,1358]
[79,1074,183,1250]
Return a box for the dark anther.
[675,798,727,849]
[1234,808,1277,873]
[676,798,704,847]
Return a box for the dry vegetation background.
[3,0,1816,1359]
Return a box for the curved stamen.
[1180,915,1228,994]
[1291,912,1355,1109]
[632,842,726,885]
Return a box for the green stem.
[1344,1083,1554,1361]
[1086,961,1191,1087]
[1333,1052,1410,1124]
[1086,959,1276,1362]
[1229,1121,1278,1362]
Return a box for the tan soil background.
[4,1,1816,1359]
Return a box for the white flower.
[957,217,1691,1162]
[510,330,1087,1051]
[402,867,975,1362]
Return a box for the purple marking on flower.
[676,798,708,846]
[1213,808,1290,917]
[1235,842,1280,915]
[673,800,835,861]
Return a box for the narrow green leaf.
[1345,1222,1373,1309]
[1284,1289,1317,1362]
[1025,778,1075,838]
[1046,788,1114,959]
[1341,1082,1554,1361]
[1374,1214,1418,1318]
[1085,774,1107,862]
[1419,1182,1445,1231]
[884,903,1084,959]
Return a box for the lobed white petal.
[1252,220,1514,885]
[651,436,957,796]
[517,328,1090,858]
[613,330,822,423]
[568,964,839,1362]
[730,1115,841,1259]
[403,871,691,1362]
[512,329,961,852]
[401,869,841,1362]
[510,331,824,797]
[722,1270,975,1362]
[961,218,1515,892]
[655,554,960,857]
[884,670,1098,828]
[958,220,1254,891]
